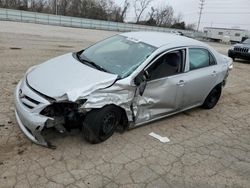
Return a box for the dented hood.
[27,53,118,101]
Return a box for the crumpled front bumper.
[14,79,54,148]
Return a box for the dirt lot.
[0,21,250,188]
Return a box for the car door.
[180,47,219,108]
[134,48,187,123]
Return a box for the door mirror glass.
[134,71,149,86]
[134,71,148,96]
[144,70,150,79]
[138,81,147,96]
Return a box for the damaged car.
[14,32,233,148]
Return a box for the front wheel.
[82,105,121,144]
[202,86,222,109]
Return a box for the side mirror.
[138,81,147,96]
[134,70,150,86]
[134,70,149,96]
[144,70,150,79]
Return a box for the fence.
[0,8,199,37]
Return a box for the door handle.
[177,80,185,86]
[211,71,217,76]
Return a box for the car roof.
[120,31,205,48]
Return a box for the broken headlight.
[40,102,80,117]
[40,98,87,118]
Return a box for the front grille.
[234,47,249,53]
[22,102,34,109]
[20,95,40,109]
[24,95,40,105]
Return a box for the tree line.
[0,0,196,30]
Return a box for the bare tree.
[0,0,130,23]
[68,0,80,17]
[156,5,174,26]
[58,0,69,15]
[145,4,187,29]
[146,4,174,27]
[173,13,184,24]
[3,0,19,8]
[148,7,155,20]
[19,0,28,10]
[108,0,130,22]
[29,0,46,12]
[186,23,196,30]
[120,0,130,22]
[0,0,33,10]
[134,0,152,23]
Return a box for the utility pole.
[197,0,205,31]
[55,0,58,15]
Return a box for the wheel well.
[111,105,129,131]
[209,83,222,96]
[88,104,129,131]
[215,82,222,91]
[203,82,222,102]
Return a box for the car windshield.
[80,35,156,78]
[242,39,250,44]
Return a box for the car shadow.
[234,59,250,64]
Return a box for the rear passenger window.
[189,48,216,70]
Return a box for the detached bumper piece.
[15,110,56,149]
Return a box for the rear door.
[180,47,219,108]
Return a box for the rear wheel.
[82,105,121,144]
[202,86,222,109]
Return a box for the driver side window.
[146,49,185,81]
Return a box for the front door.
[134,48,187,123]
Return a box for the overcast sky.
[114,0,250,30]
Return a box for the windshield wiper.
[76,52,109,73]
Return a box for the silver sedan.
[14,32,233,148]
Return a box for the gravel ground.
[0,21,250,188]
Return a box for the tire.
[202,85,222,109]
[82,105,121,144]
[228,53,235,61]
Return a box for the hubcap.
[102,112,116,134]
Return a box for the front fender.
[80,85,135,122]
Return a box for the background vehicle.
[228,38,250,61]
[204,27,250,43]
[14,32,233,147]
